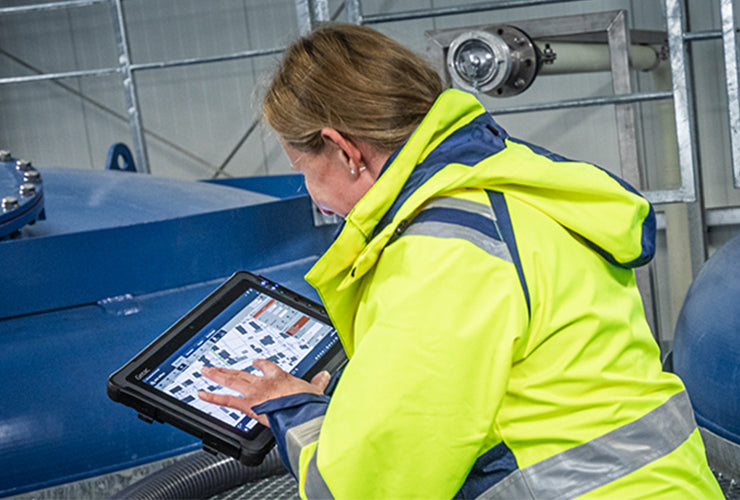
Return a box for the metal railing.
[2,0,738,195]
[0,0,291,175]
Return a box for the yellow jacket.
[255,89,722,499]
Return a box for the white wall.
[1,0,738,343]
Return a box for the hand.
[197,359,331,427]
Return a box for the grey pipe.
[111,447,286,500]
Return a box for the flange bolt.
[16,159,32,171]
[19,183,36,197]
[0,150,11,162]
[2,196,19,211]
[23,170,41,183]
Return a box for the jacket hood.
[306,89,654,301]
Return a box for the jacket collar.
[305,89,491,293]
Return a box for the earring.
[350,168,356,175]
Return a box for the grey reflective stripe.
[400,197,512,262]
[285,416,324,477]
[304,445,335,499]
[478,391,697,500]
[423,196,495,219]
[404,221,512,262]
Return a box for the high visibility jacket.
[254,89,722,499]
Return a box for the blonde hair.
[262,24,443,153]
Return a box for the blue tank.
[0,158,335,496]
[673,231,740,446]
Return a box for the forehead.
[281,141,307,167]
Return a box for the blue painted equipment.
[673,232,740,445]
[105,143,137,172]
[0,158,336,497]
[0,152,46,240]
[673,231,740,495]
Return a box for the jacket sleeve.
[252,393,330,481]
[268,234,530,499]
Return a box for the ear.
[320,128,364,171]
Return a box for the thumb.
[310,371,331,392]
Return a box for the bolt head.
[19,183,36,197]
[23,170,41,183]
[2,196,19,211]
[16,159,32,171]
[0,150,11,162]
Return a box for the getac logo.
[135,368,151,380]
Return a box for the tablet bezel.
[107,270,345,465]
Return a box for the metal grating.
[211,473,299,500]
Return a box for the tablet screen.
[140,286,339,433]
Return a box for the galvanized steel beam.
[0,0,107,15]
[720,0,740,188]
[346,0,363,24]
[110,0,149,174]
[363,0,586,24]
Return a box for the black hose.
[111,447,286,500]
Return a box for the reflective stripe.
[397,197,512,262]
[423,196,496,219]
[303,445,335,499]
[477,391,697,500]
[404,221,512,262]
[286,416,324,477]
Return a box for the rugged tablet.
[107,271,346,465]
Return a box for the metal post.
[607,11,644,189]
[110,0,149,173]
[661,0,707,338]
[313,0,329,23]
[664,0,698,202]
[720,0,740,188]
[606,11,658,338]
[295,0,312,35]
[296,0,330,35]
[346,0,363,24]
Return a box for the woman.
[199,23,722,499]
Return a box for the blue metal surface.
[204,175,308,200]
[674,231,740,445]
[0,166,336,496]
[0,156,45,240]
[0,168,329,319]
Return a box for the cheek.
[302,175,325,204]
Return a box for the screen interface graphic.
[143,288,338,432]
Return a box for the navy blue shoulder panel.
[508,138,656,269]
[374,113,507,238]
[487,190,531,316]
[455,441,519,499]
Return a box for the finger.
[252,359,284,377]
[197,391,249,413]
[310,371,331,392]
[202,366,258,389]
[198,391,263,423]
